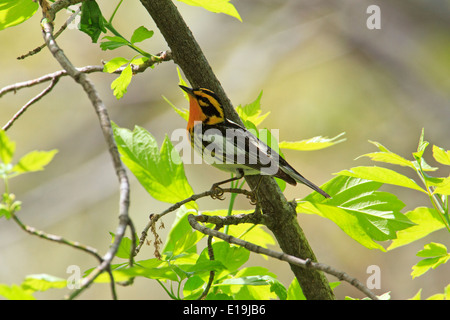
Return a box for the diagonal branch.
[10,210,118,299]
[139,0,334,300]
[17,6,81,60]
[188,214,379,300]
[2,77,59,131]
[134,187,257,257]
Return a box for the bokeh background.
[0,0,449,300]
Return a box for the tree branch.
[40,7,131,299]
[2,77,59,131]
[188,214,379,300]
[17,6,81,60]
[139,0,334,300]
[134,187,257,257]
[1,51,172,98]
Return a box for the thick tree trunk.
[140,0,334,300]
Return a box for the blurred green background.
[0,0,449,299]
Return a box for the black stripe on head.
[193,88,224,119]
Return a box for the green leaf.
[110,233,138,259]
[216,267,284,300]
[12,150,58,175]
[198,241,249,272]
[336,166,426,193]
[103,57,129,73]
[417,242,448,257]
[164,95,189,122]
[21,274,67,292]
[0,0,38,31]
[433,145,450,166]
[111,64,132,99]
[100,36,129,50]
[411,243,450,278]
[433,177,450,195]
[279,132,346,151]
[298,176,415,250]
[130,26,154,44]
[236,91,270,126]
[163,206,200,254]
[203,209,276,251]
[414,128,428,159]
[357,140,416,169]
[0,284,35,300]
[113,124,195,204]
[0,130,15,165]
[94,263,179,282]
[287,278,306,300]
[387,207,445,250]
[79,1,107,43]
[177,0,242,22]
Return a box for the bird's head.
[180,85,225,126]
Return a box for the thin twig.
[17,6,81,60]
[188,214,379,300]
[1,51,172,98]
[197,224,221,300]
[134,187,255,257]
[2,77,59,131]
[40,12,131,300]
[12,212,102,262]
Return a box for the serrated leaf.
[0,130,15,164]
[433,177,450,195]
[411,243,450,278]
[417,242,448,257]
[298,176,414,250]
[235,91,270,126]
[198,241,249,272]
[336,166,426,193]
[0,0,38,31]
[279,132,346,151]
[387,207,445,250]
[100,36,129,50]
[111,64,132,99]
[177,0,242,21]
[103,57,129,73]
[130,26,154,44]
[12,150,58,175]
[113,124,195,204]
[357,140,415,169]
[163,206,200,254]
[433,145,450,166]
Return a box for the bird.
[179,85,330,198]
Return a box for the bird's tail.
[281,166,331,198]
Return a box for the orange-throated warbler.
[180,85,330,198]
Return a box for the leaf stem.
[416,168,450,232]
[109,0,124,24]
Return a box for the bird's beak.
[179,85,194,95]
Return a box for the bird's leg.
[247,175,263,205]
[210,170,244,200]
